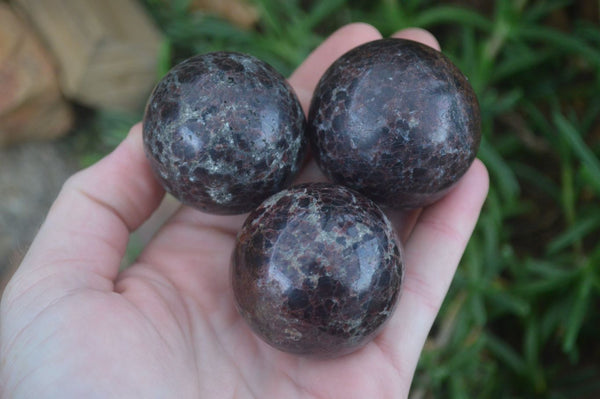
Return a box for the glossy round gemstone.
[232,183,404,357]
[307,38,481,209]
[143,52,306,214]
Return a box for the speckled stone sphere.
[307,38,481,209]
[143,52,306,214]
[232,183,404,357]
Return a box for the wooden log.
[13,0,164,112]
[0,3,73,146]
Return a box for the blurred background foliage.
[74,0,600,397]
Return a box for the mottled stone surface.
[232,183,404,357]
[307,38,481,209]
[143,52,306,214]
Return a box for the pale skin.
[0,24,489,398]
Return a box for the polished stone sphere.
[143,52,306,214]
[232,183,404,357]
[307,38,481,209]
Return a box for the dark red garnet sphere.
[143,52,306,214]
[307,38,481,209]
[231,183,404,357]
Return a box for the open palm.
[0,24,488,399]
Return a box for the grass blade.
[414,5,493,32]
[302,0,347,30]
[478,138,521,203]
[546,214,600,255]
[522,0,573,24]
[562,271,593,355]
[518,25,600,67]
[487,287,530,317]
[157,38,173,79]
[554,113,600,194]
[484,332,526,375]
[524,258,577,279]
[510,161,561,202]
[492,48,555,83]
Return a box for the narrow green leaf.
[449,375,469,399]
[492,48,554,82]
[581,97,600,134]
[468,293,487,325]
[554,113,600,194]
[522,0,573,24]
[523,318,548,393]
[484,332,527,375]
[478,138,521,203]
[562,270,593,354]
[540,298,570,343]
[515,258,577,295]
[560,148,577,227]
[164,0,191,14]
[514,273,577,296]
[518,25,600,67]
[524,258,577,279]
[492,89,524,118]
[524,317,539,367]
[487,288,530,317]
[414,5,493,32]
[522,101,554,139]
[510,161,561,202]
[156,38,173,79]
[479,214,504,276]
[547,214,600,255]
[456,26,477,83]
[253,0,284,36]
[275,0,303,23]
[302,0,347,30]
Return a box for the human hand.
[0,24,488,398]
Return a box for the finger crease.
[75,187,135,232]
[416,216,467,248]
